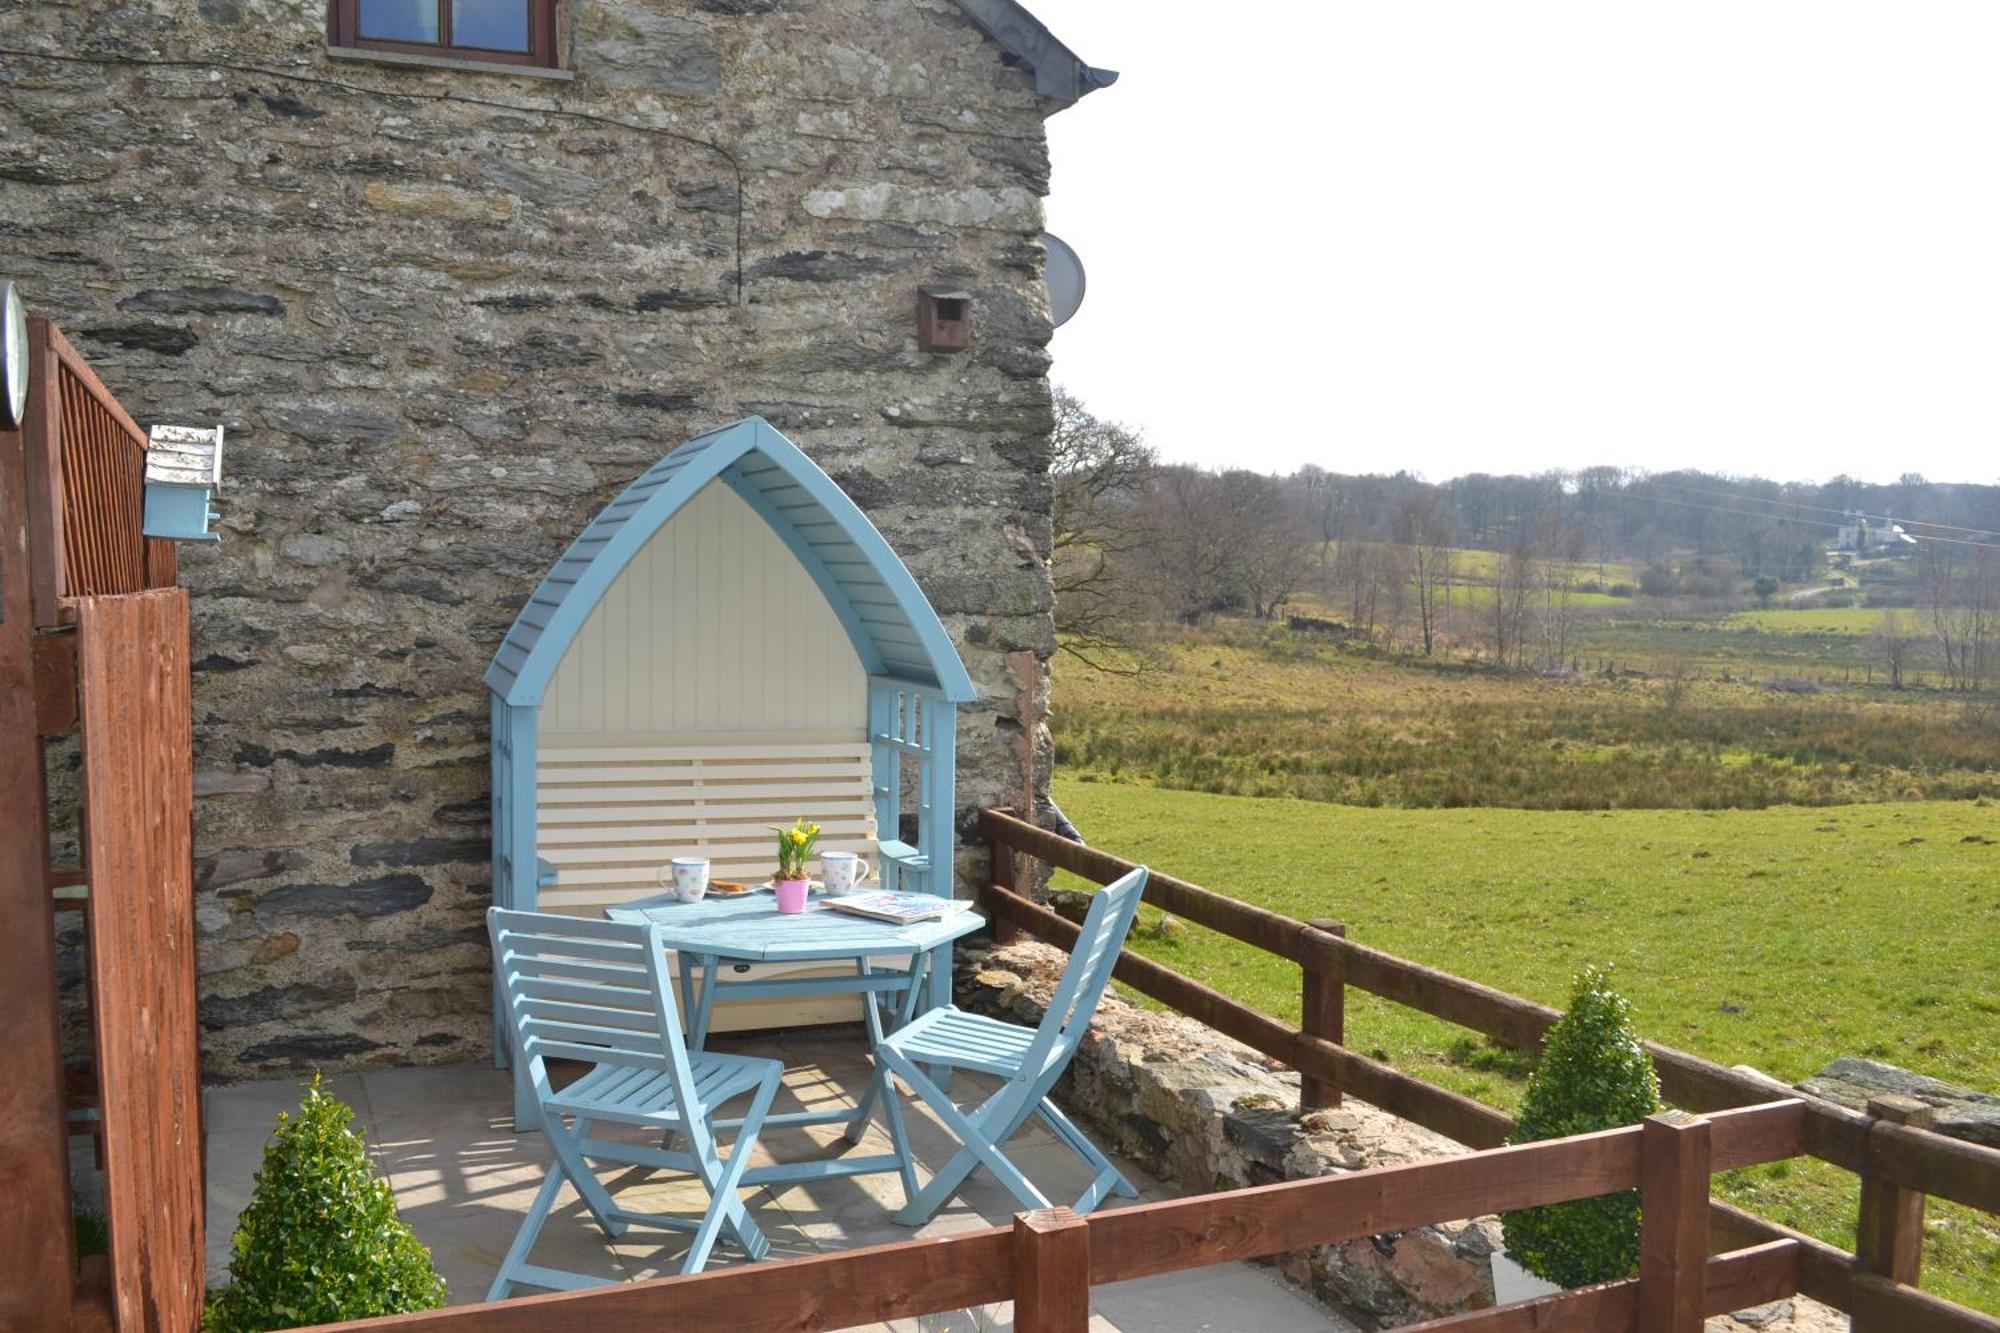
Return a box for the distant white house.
[1835,512,1919,553]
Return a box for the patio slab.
[203,1030,1353,1331]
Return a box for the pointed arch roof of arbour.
[484,416,977,707]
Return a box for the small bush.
[1501,968,1661,1287]
[204,1074,445,1332]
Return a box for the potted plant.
[205,1074,445,1331]
[1493,966,1662,1302]
[770,816,821,914]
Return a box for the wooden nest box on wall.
[917,285,972,353]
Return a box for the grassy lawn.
[1049,776,2000,1309]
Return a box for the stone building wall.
[0,0,1068,1074]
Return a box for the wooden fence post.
[990,825,1021,945]
[1637,1109,1711,1333]
[1854,1092,1934,1323]
[1300,919,1345,1110]
[1014,1207,1091,1333]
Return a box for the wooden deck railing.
[323,1099,1811,1333]
[22,316,177,627]
[978,806,2000,1333]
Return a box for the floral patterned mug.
[659,856,709,903]
[820,851,867,896]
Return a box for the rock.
[360,181,515,222]
[349,837,489,867]
[574,5,721,93]
[238,1033,384,1066]
[1800,1057,2000,1147]
[273,743,396,768]
[801,183,1042,229]
[196,848,304,891]
[200,977,358,1031]
[77,322,199,355]
[119,287,285,318]
[252,874,433,918]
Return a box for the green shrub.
[1500,967,1661,1287]
[204,1074,445,1331]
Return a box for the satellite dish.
[1043,232,1087,328]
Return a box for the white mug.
[666,857,709,903]
[821,851,867,896]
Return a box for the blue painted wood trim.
[503,706,542,1129]
[490,694,510,1071]
[748,420,977,703]
[868,683,902,894]
[493,422,757,706]
[488,416,977,708]
[927,695,959,902]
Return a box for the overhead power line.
[1637,478,2000,540]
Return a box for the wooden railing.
[324,1099,1811,1333]
[22,317,177,627]
[979,807,2000,1333]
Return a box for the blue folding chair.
[877,866,1150,1225]
[487,908,783,1299]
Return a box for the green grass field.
[1057,624,2000,809]
[1047,777,2000,1309]
[1725,607,1899,634]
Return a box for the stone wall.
[0,0,1065,1075]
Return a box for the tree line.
[1051,387,2000,687]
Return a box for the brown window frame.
[328,0,560,69]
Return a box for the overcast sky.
[1034,2,2000,486]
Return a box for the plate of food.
[707,879,753,897]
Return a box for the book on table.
[822,891,971,925]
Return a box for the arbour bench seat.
[532,731,888,1033]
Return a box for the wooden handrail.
[976,809,2000,1217]
[315,1103,1812,1333]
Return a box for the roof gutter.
[949,0,1119,108]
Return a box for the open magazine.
[822,891,972,925]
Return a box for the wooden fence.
[0,317,201,1332]
[978,807,2000,1333]
[323,1099,1810,1333]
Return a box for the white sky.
[1034,2,2000,485]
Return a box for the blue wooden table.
[605,890,984,1195]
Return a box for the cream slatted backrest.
[534,730,877,915]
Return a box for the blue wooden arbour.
[485,415,978,927]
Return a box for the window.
[329,0,559,68]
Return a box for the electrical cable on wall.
[0,45,750,304]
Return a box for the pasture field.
[1726,606,1901,634]
[1056,622,2000,809]
[1047,777,2000,1309]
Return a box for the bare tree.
[1220,470,1314,619]
[1049,387,1156,669]
[1136,466,1238,625]
[1920,542,1996,691]
[1396,490,1454,656]
[1534,516,1587,669]
[1870,609,1916,690]
[1491,532,1535,668]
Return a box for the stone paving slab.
[203,1031,1357,1330]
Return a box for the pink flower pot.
[773,877,810,914]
